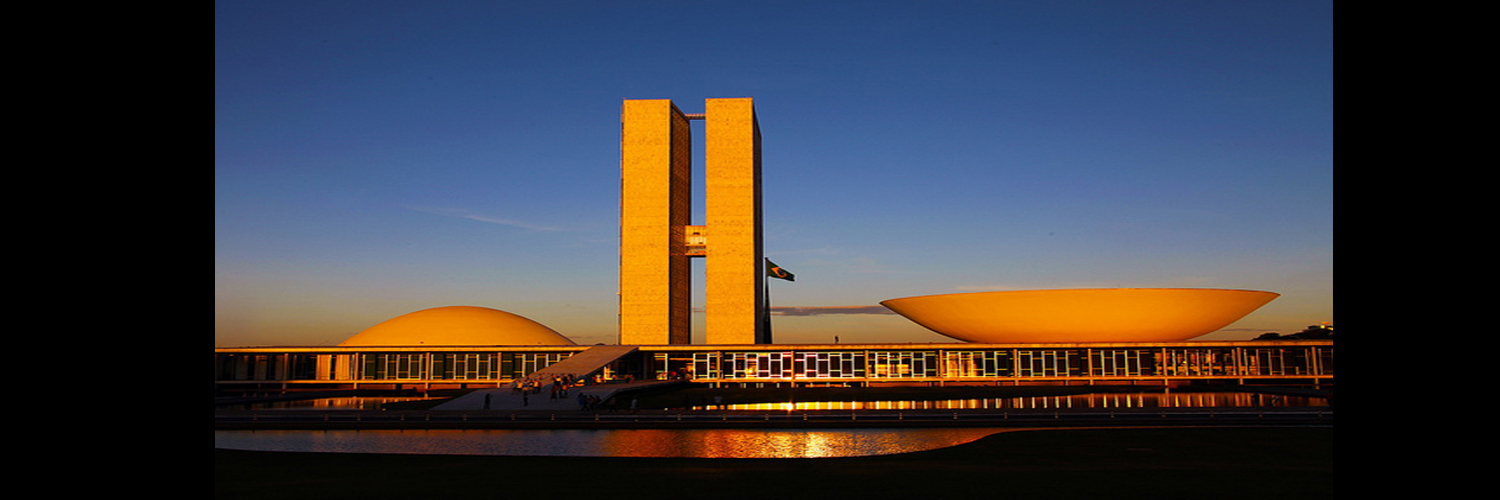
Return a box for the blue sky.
[215,0,1333,347]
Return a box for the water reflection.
[696,392,1325,411]
[216,392,1325,458]
[237,391,1323,411]
[214,427,1006,458]
[591,428,986,458]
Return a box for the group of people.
[574,393,638,412]
[511,373,581,399]
[488,372,642,411]
[505,373,592,407]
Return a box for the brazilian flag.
[766,259,795,281]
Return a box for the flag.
[766,259,795,281]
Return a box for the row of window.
[692,350,1067,380]
[215,352,575,382]
[355,352,572,381]
[686,347,1331,381]
[215,347,1331,382]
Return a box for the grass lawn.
[216,426,1331,500]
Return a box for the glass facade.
[869,351,938,378]
[1016,349,1078,377]
[214,343,1332,387]
[213,351,577,384]
[431,353,497,380]
[943,350,1009,378]
[360,353,426,380]
[677,345,1331,384]
[1089,349,1149,377]
[510,352,572,378]
[692,352,721,379]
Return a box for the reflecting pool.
[695,391,1327,411]
[214,427,1009,458]
[234,391,1324,411]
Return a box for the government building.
[214,307,1333,393]
[215,99,1332,395]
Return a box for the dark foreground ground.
[215,426,1332,500]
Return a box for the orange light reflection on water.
[694,392,1325,411]
[595,428,1003,458]
[215,428,1009,458]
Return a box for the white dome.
[338,306,575,346]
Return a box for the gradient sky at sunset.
[215,0,1332,347]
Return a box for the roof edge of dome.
[337,306,575,347]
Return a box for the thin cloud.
[955,277,1224,292]
[797,256,893,274]
[954,282,1127,291]
[459,214,564,231]
[953,285,1024,292]
[406,206,564,231]
[771,305,895,316]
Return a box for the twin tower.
[619,98,766,345]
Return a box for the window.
[1017,350,1075,377]
[434,353,496,380]
[692,352,720,379]
[942,351,1008,378]
[792,351,866,379]
[357,353,427,380]
[869,351,938,378]
[513,352,571,378]
[1090,349,1147,377]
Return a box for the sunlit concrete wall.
[619,100,692,345]
[704,98,765,344]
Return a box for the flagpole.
[763,258,773,344]
[763,258,794,344]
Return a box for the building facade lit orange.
[215,305,1332,391]
[216,99,1331,394]
[619,98,765,345]
[880,288,1280,343]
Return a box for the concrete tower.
[703,98,766,344]
[619,98,765,345]
[619,99,693,345]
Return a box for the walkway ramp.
[529,345,638,382]
[434,379,683,411]
[431,345,643,411]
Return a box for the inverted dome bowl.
[879,288,1278,343]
